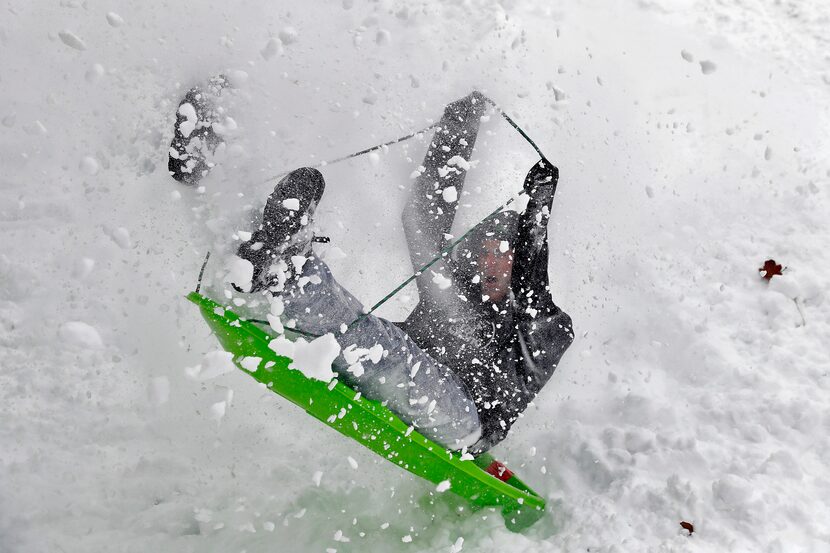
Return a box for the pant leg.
[279,255,482,450]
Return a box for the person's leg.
[278,255,482,450]
[402,92,488,298]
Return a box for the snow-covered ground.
[1,1,829,551]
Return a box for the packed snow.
[1,1,829,552]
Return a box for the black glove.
[523,158,558,197]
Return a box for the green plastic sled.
[187,291,546,531]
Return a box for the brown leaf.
[680,521,694,535]
[759,259,783,281]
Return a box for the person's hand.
[523,158,558,196]
[444,90,490,121]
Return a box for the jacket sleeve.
[401,92,487,302]
[512,159,574,394]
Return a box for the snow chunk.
[59,30,87,51]
[177,102,197,138]
[261,37,283,60]
[401,535,412,543]
[279,26,298,45]
[699,60,717,75]
[312,470,323,486]
[436,480,451,492]
[375,29,391,45]
[239,356,261,372]
[450,537,464,553]
[148,376,170,406]
[210,401,226,422]
[431,271,452,290]
[446,155,472,171]
[79,156,99,175]
[85,63,105,83]
[270,333,340,381]
[226,256,254,292]
[195,351,236,380]
[104,226,131,249]
[106,12,124,27]
[347,456,358,469]
[442,186,458,203]
[282,198,300,211]
[60,321,103,349]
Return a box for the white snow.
[261,37,283,60]
[59,321,103,349]
[106,12,124,27]
[441,185,458,203]
[177,102,198,138]
[435,479,451,492]
[430,270,452,290]
[2,1,830,552]
[58,30,87,50]
[79,155,99,175]
[282,198,300,210]
[270,333,340,381]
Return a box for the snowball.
[210,401,226,422]
[699,60,717,75]
[148,376,170,406]
[272,333,340,381]
[105,226,131,249]
[106,12,124,27]
[368,151,380,165]
[59,30,87,51]
[225,256,254,292]
[261,37,283,60]
[177,102,197,138]
[282,198,300,211]
[446,155,471,171]
[375,29,391,45]
[431,271,452,290]
[499,240,509,253]
[73,257,95,279]
[79,156,99,175]
[197,351,236,380]
[60,321,103,349]
[85,63,105,83]
[436,480,451,492]
[279,26,298,45]
[442,186,458,203]
[239,356,261,372]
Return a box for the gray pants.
[280,255,482,451]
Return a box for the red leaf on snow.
[680,521,694,535]
[759,259,783,281]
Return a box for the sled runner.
[187,291,547,532]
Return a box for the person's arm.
[511,159,575,393]
[401,92,488,298]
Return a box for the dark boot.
[168,75,229,184]
[236,168,326,292]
